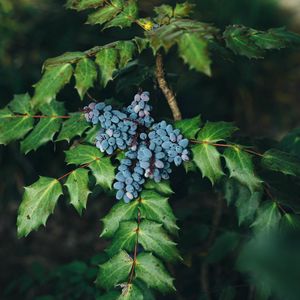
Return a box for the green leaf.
[96,48,118,87]
[154,4,173,18]
[100,200,138,238]
[32,64,73,107]
[65,145,103,165]
[75,58,98,100]
[8,93,32,114]
[97,291,120,300]
[135,252,175,293]
[198,121,237,142]
[104,0,138,29]
[139,220,181,262]
[116,41,136,69]
[118,284,143,300]
[87,1,121,26]
[0,109,34,145]
[66,0,105,11]
[251,201,281,234]
[223,25,264,59]
[262,149,300,177]
[43,51,85,68]
[65,168,91,215]
[89,157,115,189]
[175,115,201,139]
[174,2,195,18]
[144,180,173,196]
[192,144,224,184]
[223,147,262,193]
[96,251,133,290]
[56,113,90,142]
[177,32,211,76]
[17,177,63,237]
[139,190,178,235]
[224,179,261,226]
[83,125,100,144]
[106,221,137,256]
[133,37,149,53]
[20,101,65,154]
[279,127,300,157]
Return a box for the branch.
[155,53,182,121]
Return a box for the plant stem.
[155,53,182,121]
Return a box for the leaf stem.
[128,207,141,284]
[189,139,264,157]
[10,114,71,119]
[155,53,182,121]
[56,159,99,181]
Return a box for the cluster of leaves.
[1,0,300,299]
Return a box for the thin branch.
[10,114,71,119]
[189,139,264,157]
[56,159,99,182]
[128,207,141,284]
[155,53,182,121]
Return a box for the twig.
[155,53,182,121]
[128,208,141,284]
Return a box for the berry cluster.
[84,92,189,203]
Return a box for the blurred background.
[0,0,300,299]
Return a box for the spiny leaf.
[104,0,138,29]
[43,51,85,68]
[65,144,103,165]
[106,220,137,256]
[251,201,281,234]
[83,125,100,144]
[8,93,32,114]
[20,101,65,154]
[223,25,264,59]
[65,168,91,215]
[100,200,138,238]
[139,220,181,262]
[56,112,90,143]
[66,0,105,11]
[17,177,63,237]
[198,121,238,142]
[89,157,115,189]
[174,2,195,18]
[223,147,262,193]
[175,115,201,139]
[116,41,136,69]
[133,37,149,53]
[154,4,173,18]
[192,144,224,185]
[224,179,262,226]
[262,149,300,177]
[144,180,173,196]
[177,32,211,76]
[96,48,118,87]
[139,190,178,235]
[118,284,143,300]
[32,64,73,107]
[75,58,98,100]
[86,0,121,26]
[135,252,175,293]
[0,109,34,146]
[96,251,133,290]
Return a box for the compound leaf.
[56,112,90,142]
[65,168,91,215]
[20,101,65,154]
[135,252,175,293]
[223,147,262,193]
[96,251,133,290]
[17,177,63,237]
[192,144,224,185]
[32,64,73,107]
[75,58,98,100]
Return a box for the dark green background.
[1,0,300,299]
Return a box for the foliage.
[1,0,300,299]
